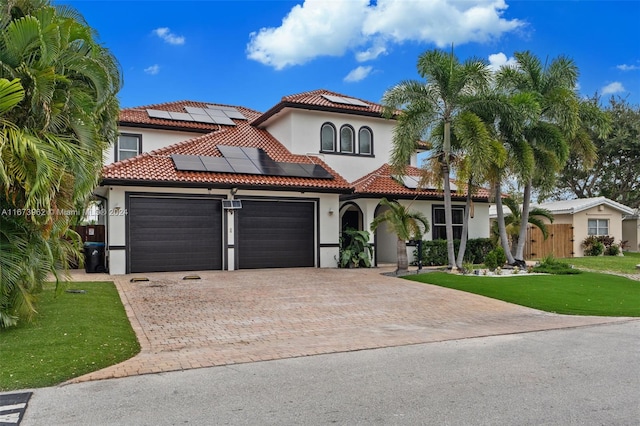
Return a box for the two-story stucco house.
[95,89,491,274]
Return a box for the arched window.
[321,123,336,152]
[340,125,354,153]
[358,127,372,155]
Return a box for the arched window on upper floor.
[358,126,373,155]
[340,125,354,153]
[320,122,336,152]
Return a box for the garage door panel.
[128,197,222,273]
[238,200,315,269]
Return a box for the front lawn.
[404,272,640,317]
[565,252,640,274]
[0,281,140,391]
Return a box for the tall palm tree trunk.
[455,178,473,269]
[494,180,516,265]
[443,164,456,269]
[514,179,532,265]
[396,238,409,273]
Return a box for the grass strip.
[0,281,140,391]
[404,272,640,317]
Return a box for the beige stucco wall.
[572,205,626,256]
[622,218,640,252]
[104,185,340,274]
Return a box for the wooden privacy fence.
[524,224,573,259]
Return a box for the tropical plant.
[338,228,373,268]
[0,0,121,328]
[496,51,609,264]
[370,198,430,273]
[490,197,554,255]
[382,47,492,270]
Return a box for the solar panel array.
[146,106,247,126]
[172,145,333,179]
[321,94,370,107]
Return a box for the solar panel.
[171,155,207,172]
[321,94,369,108]
[400,175,421,189]
[222,109,247,120]
[172,147,333,179]
[211,115,236,126]
[169,112,195,122]
[184,106,207,115]
[205,108,227,117]
[146,109,172,119]
[200,156,234,173]
[190,114,216,124]
[217,145,246,159]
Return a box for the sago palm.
[370,198,430,274]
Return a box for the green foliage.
[0,281,140,391]
[403,271,640,317]
[0,0,121,328]
[566,252,640,274]
[483,251,498,270]
[533,255,581,275]
[582,235,618,256]
[550,97,640,209]
[338,228,373,268]
[492,246,507,266]
[413,238,494,266]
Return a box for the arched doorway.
[373,202,398,265]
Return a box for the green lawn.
[565,252,640,274]
[404,272,640,317]
[0,281,140,391]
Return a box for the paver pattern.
[67,267,631,383]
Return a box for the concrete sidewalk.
[65,267,631,383]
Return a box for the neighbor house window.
[358,127,373,155]
[587,219,609,236]
[340,125,354,153]
[116,133,141,161]
[432,206,464,240]
[320,123,336,152]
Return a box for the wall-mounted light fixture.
[230,187,238,196]
[328,208,334,216]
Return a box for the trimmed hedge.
[413,238,495,266]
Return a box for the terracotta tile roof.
[252,89,395,126]
[119,101,261,133]
[349,163,491,201]
[103,114,352,192]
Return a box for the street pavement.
[21,320,640,426]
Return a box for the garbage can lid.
[83,242,105,247]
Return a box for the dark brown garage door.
[128,196,223,273]
[237,200,315,269]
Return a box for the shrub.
[484,250,498,270]
[533,254,582,275]
[582,235,620,256]
[338,228,373,268]
[605,244,620,256]
[493,246,507,267]
[412,238,495,266]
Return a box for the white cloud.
[152,27,185,45]
[247,0,523,69]
[344,65,373,82]
[144,64,160,75]
[601,82,625,94]
[617,63,640,71]
[487,52,517,71]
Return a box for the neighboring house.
[96,89,491,274]
[622,213,640,252]
[490,196,634,258]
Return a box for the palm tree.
[370,198,430,274]
[496,52,583,264]
[490,197,554,256]
[382,48,492,270]
[0,0,121,328]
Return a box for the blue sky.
[59,0,640,112]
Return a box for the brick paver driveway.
[70,267,629,382]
